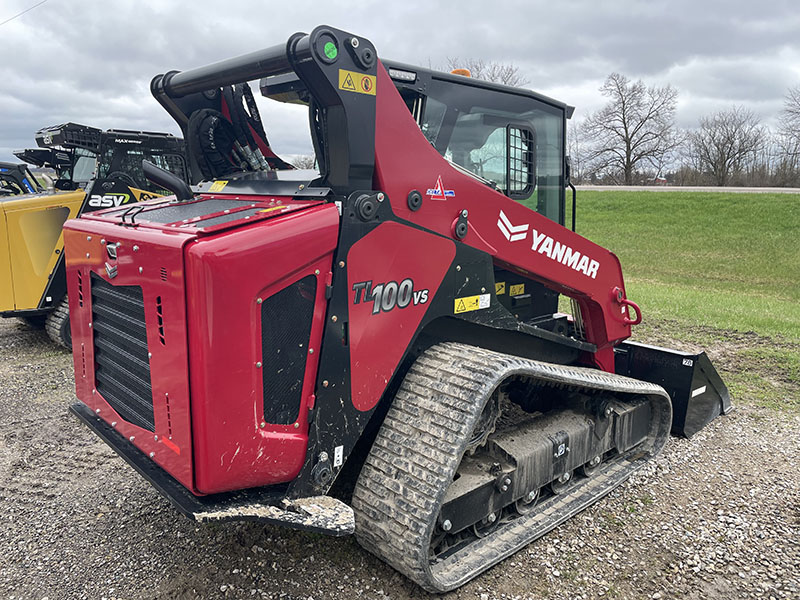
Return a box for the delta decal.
[426,176,455,200]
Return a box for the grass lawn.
[544,190,800,413]
[566,190,799,341]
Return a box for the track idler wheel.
[580,454,603,477]
[549,470,573,494]
[514,488,541,515]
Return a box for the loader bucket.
[614,341,732,438]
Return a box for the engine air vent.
[91,273,155,432]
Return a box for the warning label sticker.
[454,293,491,314]
[510,283,525,296]
[338,69,377,95]
[208,180,228,192]
[495,282,506,295]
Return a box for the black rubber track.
[45,296,71,350]
[351,342,671,592]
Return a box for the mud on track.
[0,317,798,600]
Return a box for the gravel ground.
[0,317,798,600]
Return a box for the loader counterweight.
[66,192,338,494]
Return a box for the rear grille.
[91,273,155,431]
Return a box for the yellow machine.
[0,190,84,315]
[1,123,188,347]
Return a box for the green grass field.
[566,190,799,340]
[551,190,800,412]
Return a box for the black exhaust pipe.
[142,160,193,202]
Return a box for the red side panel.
[185,203,339,494]
[372,65,632,369]
[64,220,196,489]
[347,222,455,411]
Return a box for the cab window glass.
[469,127,506,185]
[72,153,96,184]
[97,144,187,191]
[419,79,563,223]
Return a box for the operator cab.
[25,123,189,194]
[386,62,570,225]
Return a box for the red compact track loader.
[63,27,731,592]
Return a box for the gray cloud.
[1,0,798,161]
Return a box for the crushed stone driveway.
[0,318,798,600]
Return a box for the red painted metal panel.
[184,203,339,494]
[347,221,455,411]
[64,219,196,489]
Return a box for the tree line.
[292,60,800,188]
[570,73,800,187]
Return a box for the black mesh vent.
[91,273,155,432]
[194,207,263,228]
[261,275,316,425]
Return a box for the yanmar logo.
[496,210,600,279]
[497,210,529,242]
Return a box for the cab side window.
[415,79,564,224]
[463,124,535,199]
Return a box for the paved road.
[576,185,800,194]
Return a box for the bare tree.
[776,85,800,180]
[582,73,681,185]
[445,58,528,87]
[780,85,800,125]
[689,106,767,186]
[291,155,316,170]
[566,119,586,184]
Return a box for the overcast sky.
[1,0,799,162]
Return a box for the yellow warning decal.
[495,282,506,295]
[208,180,228,192]
[338,69,377,96]
[131,189,160,202]
[510,283,525,296]
[257,206,284,214]
[454,293,491,314]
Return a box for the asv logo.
[352,278,429,315]
[88,193,130,208]
[497,210,529,242]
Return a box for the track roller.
[550,470,573,494]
